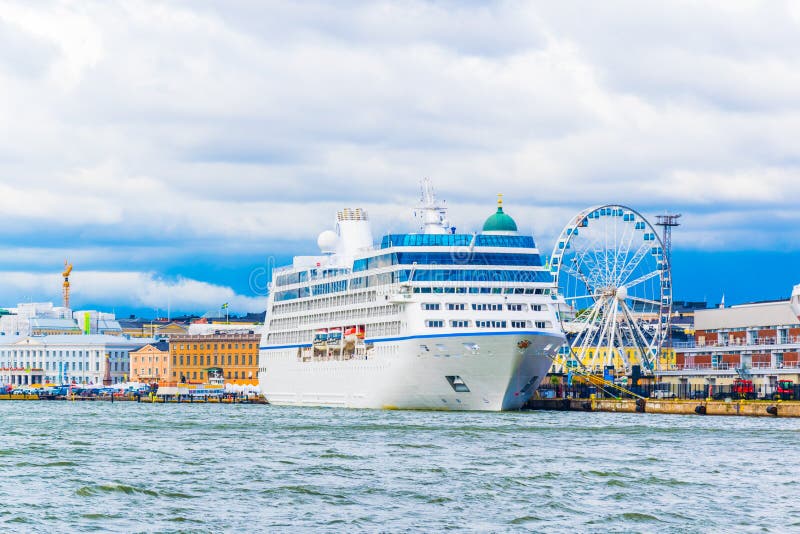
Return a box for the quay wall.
[530,398,800,417]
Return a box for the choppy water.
[1,403,798,533]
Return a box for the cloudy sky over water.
[1,0,800,315]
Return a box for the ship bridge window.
[446,375,471,393]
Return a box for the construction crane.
[62,260,73,309]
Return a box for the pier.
[528,397,800,417]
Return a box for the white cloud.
[1,0,800,308]
[0,270,264,314]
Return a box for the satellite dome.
[317,230,339,254]
[482,194,518,234]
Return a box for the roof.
[30,318,80,330]
[695,300,800,331]
[130,340,170,353]
[482,204,518,233]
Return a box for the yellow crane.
[62,260,73,309]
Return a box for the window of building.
[228,355,232,365]
[248,355,253,365]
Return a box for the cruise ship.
[258,181,566,411]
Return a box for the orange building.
[129,341,171,384]
[168,332,259,386]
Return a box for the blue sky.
[1,1,799,316]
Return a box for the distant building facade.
[0,335,154,386]
[663,290,800,393]
[129,341,171,384]
[168,332,259,386]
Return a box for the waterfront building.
[661,288,800,393]
[72,310,123,335]
[169,332,259,385]
[119,319,189,338]
[0,302,74,337]
[129,340,170,384]
[0,335,154,386]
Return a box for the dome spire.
[482,194,518,234]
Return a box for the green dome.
[483,206,518,233]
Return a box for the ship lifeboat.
[313,329,329,349]
[327,328,343,345]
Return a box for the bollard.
[766,406,778,416]
[635,398,646,413]
[694,405,706,415]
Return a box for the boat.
[258,180,566,411]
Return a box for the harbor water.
[1,403,798,532]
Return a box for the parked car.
[652,389,677,399]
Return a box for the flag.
[221,303,229,309]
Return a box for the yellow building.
[555,346,676,374]
[168,332,259,386]
[129,341,171,384]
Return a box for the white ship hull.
[259,331,563,411]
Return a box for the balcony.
[674,336,800,350]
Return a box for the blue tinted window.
[395,252,541,267]
[381,234,535,249]
[399,269,552,283]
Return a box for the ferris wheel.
[550,205,671,374]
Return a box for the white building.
[0,302,73,337]
[0,335,155,386]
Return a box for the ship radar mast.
[417,178,452,234]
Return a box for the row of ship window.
[352,252,542,272]
[412,287,552,295]
[380,233,536,249]
[424,320,551,329]
[273,270,553,301]
[422,303,545,312]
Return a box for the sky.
[1,0,800,317]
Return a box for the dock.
[528,397,800,417]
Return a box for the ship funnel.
[336,208,373,255]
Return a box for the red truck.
[732,378,756,400]
[774,380,795,401]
